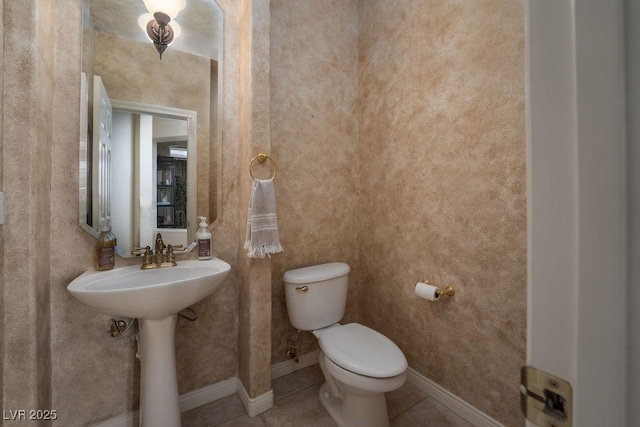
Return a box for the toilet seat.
[318,323,407,378]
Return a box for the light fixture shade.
[170,20,182,39]
[142,0,186,19]
[137,13,154,33]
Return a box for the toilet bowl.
[283,263,408,427]
[320,353,407,427]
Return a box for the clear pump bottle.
[95,217,116,270]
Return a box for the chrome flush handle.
[295,286,309,292]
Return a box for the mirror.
[79,0,223,257]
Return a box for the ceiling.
[87,0,223,60]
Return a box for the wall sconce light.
[139,0,186,59]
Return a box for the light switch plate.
[0,192,4,225]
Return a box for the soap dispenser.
[95,217,116,271]
[105,215,117,247]
[196,216,212,260]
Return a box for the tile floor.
[181,364,472,426]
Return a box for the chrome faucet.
[131,233,182,269]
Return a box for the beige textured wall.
[236,0,274,397]
[269,0,359,364]
[1,0,526,424]
[2,0,55,420]
[357,1,526,425]
[45,0,241,425]
[268,7,525,424]
[0,0,5,415]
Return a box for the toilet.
[284,262,407,427]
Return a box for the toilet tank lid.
[283,262,350,284]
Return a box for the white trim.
[178,376,238,413]
[91,377,238,427]
[271,349,321,379]
[236,379,274,417]
[93,356,501,427]
[271,358,502,426]
[406,368,504,427]
[91,347,315,427]
[526,1,627,425]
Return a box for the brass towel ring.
[249,153,277,180]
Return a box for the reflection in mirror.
[109,101,197,257]
[79,0,222,257]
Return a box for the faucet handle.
[134,246,155,269]
[142,246,153,265]
[131,247,149,256]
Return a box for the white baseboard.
[237,379,274,417]
[178,376,238,413]
[406,368,504,427]
[93,354,501,427]
[271,349,321,379]
[91,377,238,427]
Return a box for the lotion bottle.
[95,217,116,270]
[196,216,212,260]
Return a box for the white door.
[526,1,627,426]
[92,75,113,229]
[136,113,155,248]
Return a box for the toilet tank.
[283,262,350,331]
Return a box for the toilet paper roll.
[415,282,440,301]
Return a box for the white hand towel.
[244,179,284,258]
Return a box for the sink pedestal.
[66,258,232,427]
[138,315,181,427]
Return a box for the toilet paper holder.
[423,280,456,299]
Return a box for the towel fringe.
[243,241,284,258]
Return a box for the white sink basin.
[67,258,231,320]
[67,257,231,427]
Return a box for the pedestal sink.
[67,258,231,427]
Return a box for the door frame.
[526,1,627,426]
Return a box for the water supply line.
[110,318,136,337]
[286,330,300,363]
[179,307,198,321]
[110,306,196,339]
